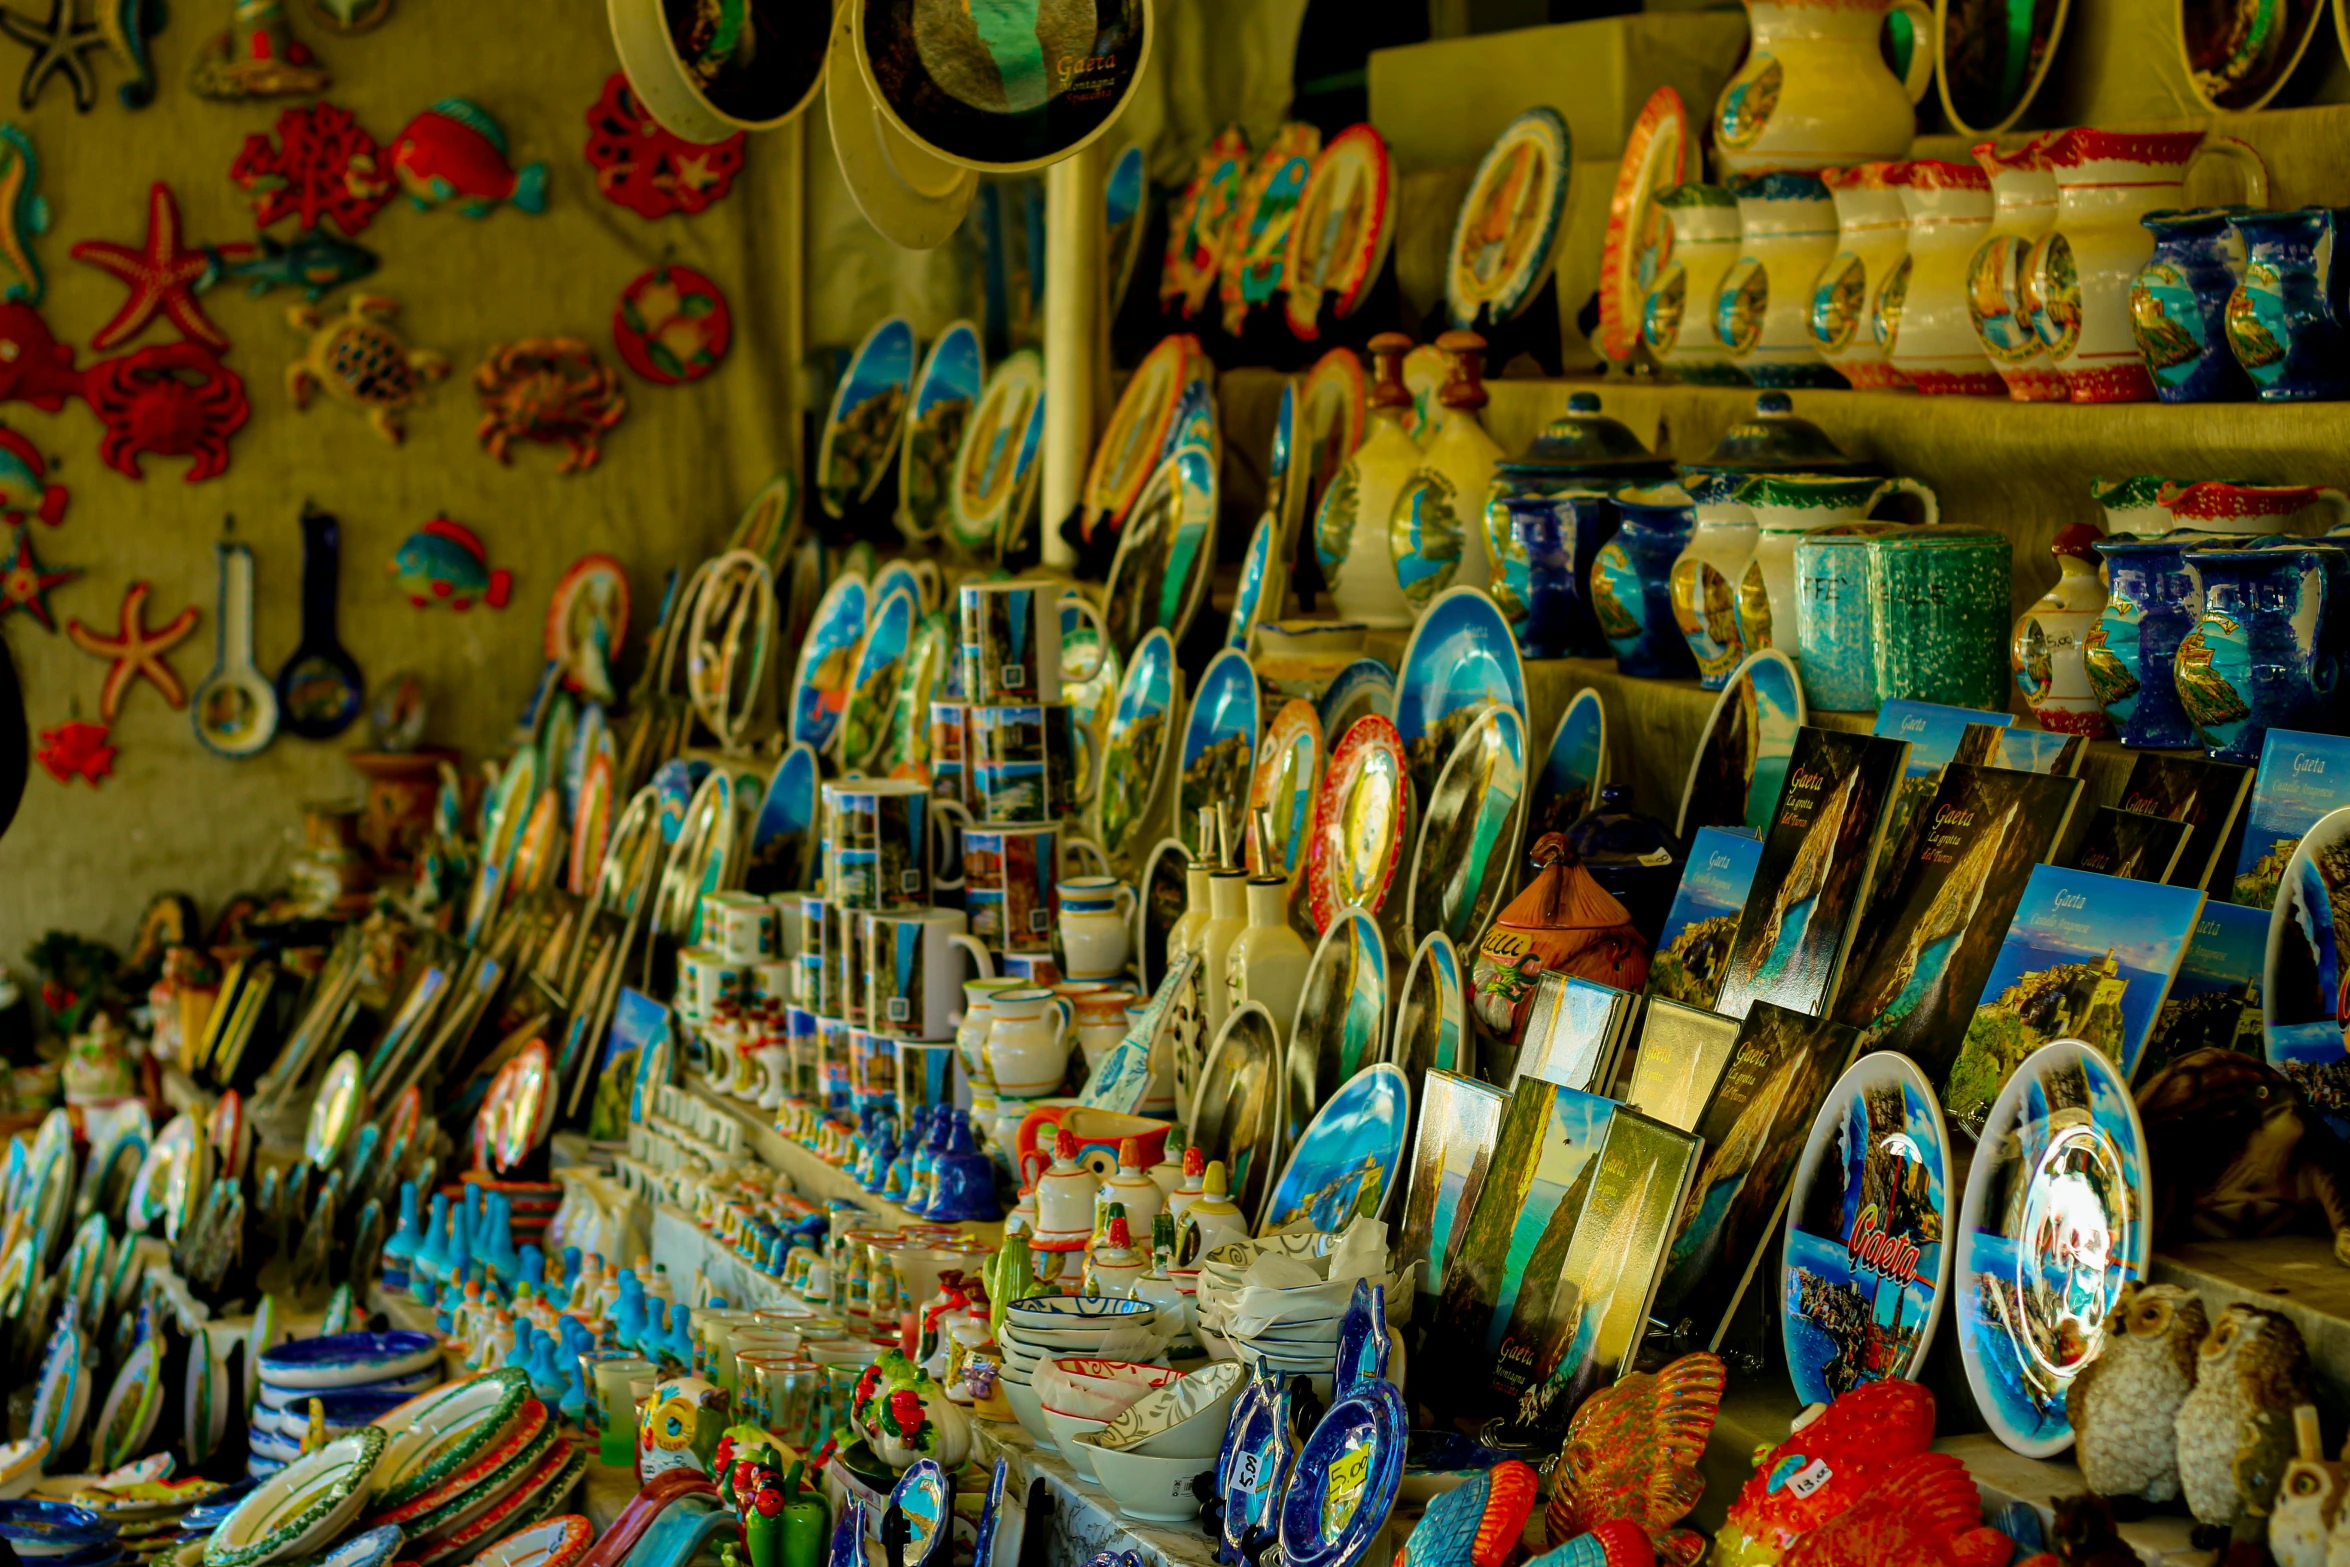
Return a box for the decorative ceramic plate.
[747,742,821,896]
[1394,587,1528,804]
[1219,121,1323,336]
[839,585,915,769]
[2265,804,2350,1099]
[257,1365,440,1414]
[1248,700,1323,890]
[1061,596,1119,806]
[462,1514,593,1567]
[789,574,869,753]
[1139,837,1191,993]
[305,1052,364,1167]
[1392,932,1467,1082]
[899,321,983,542]
[30,1319,88,1465]
[1954,1038,2150,1458]
[1780,1051,1952,1407]
[1674,649,1806,840]
[1283,908,1390,1154]
[817,317,917,519]
[1445,107,1572,330]
[1274,1380,1406,1567]
[1085,335,1199,544]
[1161,128,1250,320]
[1105,143,1148,317]
[1597,87,1690,365]
[1528,687,1606,846]
[1220,1375,1303,1562]
[366,1370,531,1509]
[0,1501,111,1553]
[206,1426,386,1567]
[1305,716,1412,935]
[82,1119,148,1227]
[1405,704,1528,951]
[1095,629,1180,870]
[880,610,953,781]
[567,751,615,898]
[410,1445,579,1567]
[1189,1003,1286,1228]
[386,1407,559,1539]
[1226,515,1287,654]
[609,0,828,135]
[1261,1062,1410,1231]
[649,756,708,844]
[1100,451,1219,664]
[823,4,975,250]
[1291,349,1367,553]
[947,349,1046,557]
[93,1337,161,1472]
[260,1333,440,1395]
[1284,124,1396,340]
[870,560,920,617]
[2179,0,2318,110]
[1317,659,1394,746]
[1178,649,1262,860]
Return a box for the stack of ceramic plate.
[247,1387,415,1469]
[172,1480,259,1554]
[1193,1234,1403,1398]
[994,1298,1163,1453]
[252,1333,443,1479]
[0,1500,124,1567]
[205,1432,388,1567]
[71,1476,239,1562]
[361,1369,582,1566]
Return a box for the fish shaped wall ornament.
[224,230,378,300]
[391,98,546,217]
[391,514,510,611]
[1545,1352,1724,1566]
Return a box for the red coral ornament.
[84,343,251,482]
[37,718,114,787]
[583,73,744,220]
[230,102,394,236]
[0,302,84,410]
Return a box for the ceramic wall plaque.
[1101,447,1218,657]
[1094,629,1179,872]
[1445,107,1571,330]
[1304,716,1410,935]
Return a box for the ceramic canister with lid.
[1966,136,2066,401]
[1641,184,1747,385]
[1718,172,1844,388]
[1794,525,1900,710]
[1880,159,2003,395]
[1867,526,2015,710]
[1811,162,1911,390]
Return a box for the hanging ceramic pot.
[1719,172,1845,387]
[1388,331,1504,616]
[1966,136,2067,401]
[1596,486,1703,680]
[1711,0,1932,173]
[2224,207,2350,402]
[1810,162,1911,390]
[1878,159,2003,394]
[2176,540,2350,762]
[1313,334,1419,629]
[2011,523,2114,737]
[2128,207,2257,402]
[1642,184,1748,386]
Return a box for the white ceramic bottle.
[1165,810,1219,969]
[1388,330,1504,616]
[1194,868,1250,1041]
[1226,871,1311,1045]
[1314,333,1421,628]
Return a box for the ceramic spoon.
[274,506,364,739]
[191,542,279,758]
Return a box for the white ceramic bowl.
[257,1334,439,1393]
[1000,1381,1054,1452]
[1090,1361,1244,1461]
[1002,1297,1158,1329]
[1042,1409,1110,1481]
[1034,1359,1182,1423]
[1075,1435,1212,1520]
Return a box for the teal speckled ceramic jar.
[1794,527,1888,710]
[1866,526,2013,710]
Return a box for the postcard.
[1515,973,1636,1094]
[1712,728,1910,1022]
[1651,827,1763,1009]
[1651,1002,1860,1350]
[2139,900,2269,1082]
[1835,763,2082,1083]
[1940,865,2204,1131]
[2067,806,2193,883]
[1624,998,1741,1132]
[2267,812,2350,1124]
[2231,729,2350,908]
[2111,752,2251,892]
[1397,1069,1510,1308]
[1956,723,2086,777]
[590,986,671,1141]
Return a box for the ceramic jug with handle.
[1712,0,1932,173]
[2176,540,2348,762]
[2224,207,2350,402]
[1810,162,1910,390]
[2160,481,2350,537]
[1596,486,1703,680]
[1880,159,2004,395]
[2090,475,2186,535]
[2027,129,2268,402]
[2129,208,2257,403]
[1389,331,1504,615]
[1966,136,2065,401]
[983,987,1069,1100]
[1641,185,1747,386]
[1719,172,1844,387]
[1733,471,1941,661]
[2012,523,2115,738]
[2086,531,2248,747]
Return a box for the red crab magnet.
[0,522,75,628]
[67,581,197,719]
[229,102,394,236]
[583,73,744,221]
[70,182,254,353]
[612,264,729,386]
[475,337,625,473]
[37,719,113,787]
[84,342,250,481]
[0,428,66,525]
[0,302,83,410]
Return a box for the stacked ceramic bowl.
[70,1475,249,1563]
[0,1500,125,1567]
[252,1333,444,1480]
[249,1390,416,1469]
[359,1369,585,1567]
[994,1297,1164,1453]
[1194,1235,1405,1399]
[1070,1360,1246,1523]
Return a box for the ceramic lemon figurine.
[1315,333,1420,628]
[1388,330,1505,616]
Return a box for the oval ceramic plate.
[1094,629,1179,871]
[839,584,915,769]
[1106,142,1148,316]
[305,1052,365,1167]
[880,608,952,781]
[1160,127,1249,319]
[1274,1380,1406,1567]
[1101,447,1219,658]
[746,742,821,896]
[1249,700,1323,890]
[1226,514,1286,652]
[1954,1038,2150,1458]
[1597,86,1689,365]
[1528,687,1607,847]
[366,1370,531,1509]
[1394,586,1528,804]
[1085,335,1197,544]
[1445,107,1572,330]
[1178,649,1262,860]
[463,1514,593,1567]
[207,1426,386,1567]
[1780,1050,1952,1408]
[1188,1003,1285,1231]
[817,317,916,519]
[93,1335,160,1472]
[899,321,982,542]
[260,1332,440,1394]
[949,349,1045,557]
[1285,124,1395,340]
[1305,715,1411,935]
[1317,658,1394,745]
[1674,648,1806,841]
[1282,908,1390,1155]
[1138,837,1191,995]
[2265,804,2350,1093]
[2179,0,2319,110]
[789,574,869,754]
[1391,932,1466,1080]
[1260,1062,1410,1231]
[823,3,975,251]
[1405,704,1528,951]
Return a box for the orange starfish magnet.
[37,718,113,786]
[67,580,198,719]
[70,182,253,351]
[0,521,74,628]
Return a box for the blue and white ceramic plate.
[817,317,916,519]
[1261,1063,1410,1232]
[1674,648,1805,841]
[748,743,821,895]
[1781,1050,1952,1409]
[1179,648,1262,859]
[789,574,870,754]
[647,757,709,845]
[1003,1296,1158,1328]
[257,1331,438,1392]
[1405,703,1527,950]
[2266,804,2350,1111]
[1954,1039,2149,1458]
[1317,658,1395,744]
[1095,629,1180,870]
[1392,932,1466,1080]
[839,585,915,769]
[883,1460,948,1567]
[900,322,984,543]
[1226,514,1286,651]
[1283,909,1391,1157]
[1528,687,1606,845]
[1394,587,1527,803]
[869,560,921,619]
[0,1501,112,1554]
[1275,1380,1406,1567]
[948,349,1046,557]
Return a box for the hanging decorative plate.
[1404,704,1528,951]
[1105,143,1148,316]
[839,585,915,769]
[1305,716,1411,935]
[165,1124,212,1247]
[1528,687,1606,846]
[1226,514,1287,652]
[1317,658,1394,744]
[1178,648,1262,860]
[1138,837,1190,995]
[1189,1003,1285,1226]
[1101,447,1219,657]
[1061,595,1120,806]
[2265,804,2350,1096]
[853,0,1150,173]
[1282,908,1390,1153]
[1284,124,1395,341]
[2179,0,2317,110]
[567,751,615,897]
[1095,629,1179,871]
[789,573,869,754]
[817,316,916,519]
[1248,699,1323,888]
[305,1051,365,1167]
[612,264,731,387]
[654,771,738,945]
[1954,1038,2149,1458]
[607,0,828,139]
[1160,127,1250,320]
[1275,1380,1407,1567]
[1393,586,1528,805]
[93,1335,162,1471]
[1219,121,1323,337]
[1083,334,1199,544]
[899,320,983,542]
[206,1426,387,1567]
[1445,107,1572,330]
[948,348,1045,557]
[1937,0,2069,132]
[1260,1062,1410,1231]
[496,1041,555,1173]
[649,757,710,844]
[1289,348,1367,555]
[880,611,953,782]
[1596,87,1690,366]
[1673,648,1806,841]
[1392,931,1466,1081]
[1781,1051,1953,1408]
[128,1115,195,1234]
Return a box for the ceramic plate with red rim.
[458,1514,593,1567]
[567,752,616,896]
[1445,106,1572,330]
[613,265,731,386]
[1219,121,1323,337]
[1082,334,1199,543]
[496,1041,556,1173]
[1597,87,1690,365]
[385,1409,559,1538]
[1160,126,1251,318]
[1284,124,1395,341]
[1305,714,1411,933]
[414,1448,582,1567]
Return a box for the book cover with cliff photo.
[2111,752,2251,891]
[1862,700,2012,928]
[1649,827,1764,1009]
[1835,763,2083,1084]
[2138,900,2269,1082]
[2231,730,2350,909]
[2066,806,2193,883]
[1955,722,2086,778]
[1939,864,2204,1132]
[1712,728,1910,1023]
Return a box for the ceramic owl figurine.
[2175,1304,2314,1543]
[1546,1351,1724,1567]
[2068,1282,2207,1504]
[2268,1406,2341,1567]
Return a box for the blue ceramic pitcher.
[2177,539,2348,763]
[1595,486,1702,680]
[2128,207,2254,403]
[1488,487,1614,658]
[2225,208,2350,401]
[2086,531,2241,748]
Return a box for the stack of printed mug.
[674,890,797,1109]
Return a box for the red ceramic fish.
[1713,1379,1938,1564]
[1393,1460,1540,1567]
[391,98,547,218]
[1547,1351,1724,1567]
[1778,1453,2013,1567]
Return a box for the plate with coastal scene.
[1394,586,1527,805]
[1317,658,1393,743]
[1445,107,1572,330]
[1392,932,1468,1084]
[1095,630,1180,873]
[839,585,914,770]
[1282,908,1390,1157]
[1102,446,1219,658]
[788,573,868,755]
[817,317,916,519]
[1305,715,1412,936]
[1405,704,1528,950]
[1084,334,1199,544]
[1527,688,1606,846]
[899,321,983,542]
[2266,804,2350,1120]
[1261,1063,1411,1232]
[1289,349,1366,553]
[1178,649,1261,860]
[878,610,952,782]
[948,349,1046,557]
[1226,514,1287,652]
[1597,87,1689,365]
[1675,649,1805,840]
[1189,1002,1285,1229]
[1249,700,1323,893]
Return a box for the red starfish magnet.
[0,521,74,628]
[66,580,198,719]
[70,182,254,352]
[37,718,113,786]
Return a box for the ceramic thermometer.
[191,541,279,758]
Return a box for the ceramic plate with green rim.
[838,584,915,769]
[206,1425,386,1567]
[1101,446,1219,658]
[1281,908,1390,1156]
[1177,648,1262,860]
[1444,107,1572,331]
[816,317,916,520]
[378,1401,555,1537]
[412,1446,581,1567]
[463,1514,593,1567]
[30,1316,88,1460]
[1393,586,1527,808]
[366,1370,530,1511]
[1404,703,1528,952]
[1094,628,1180,871]
[93,1334,162,1472]
[788,573,868,755]
[947,349,1045,557]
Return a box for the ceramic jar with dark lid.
[1488,392,1676,661]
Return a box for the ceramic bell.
[1389,330,1504,616]
[924,1116,1002,1224]
[2010,522,2114,737]
[1171,1159,1251,1274]
[637,1375,729,1482]
[2069,1282,2207,1506]
[1098,1137,1165,1238]
[1027,1130,1096,1251]
[1315,333,1422,629]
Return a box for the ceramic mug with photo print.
[960,581,1067,703]
[676,948,745,1022]
[850,1031,898,1108]
[929,701,971,807]
[963,824,1061,954]
[1060,910,1133,980]
[749,960,794,1007]
[829,780,931,911]
[816,1016,855,1113]
[865,907,995,1040]
[702,891,780,961]
[967,704,1079,824]
[786,1006,820,1098]
[1000,953,1062,985]
[797,894,846,1016]
[897,1041,960,1115]
[842,914,875,1027]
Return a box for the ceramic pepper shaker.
[2011,522,2115,737]
[1315,333,1422,628]
[1098,1136,1166,1238]
[1388,330,1504,615]
[1085,1208,1149,1297]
